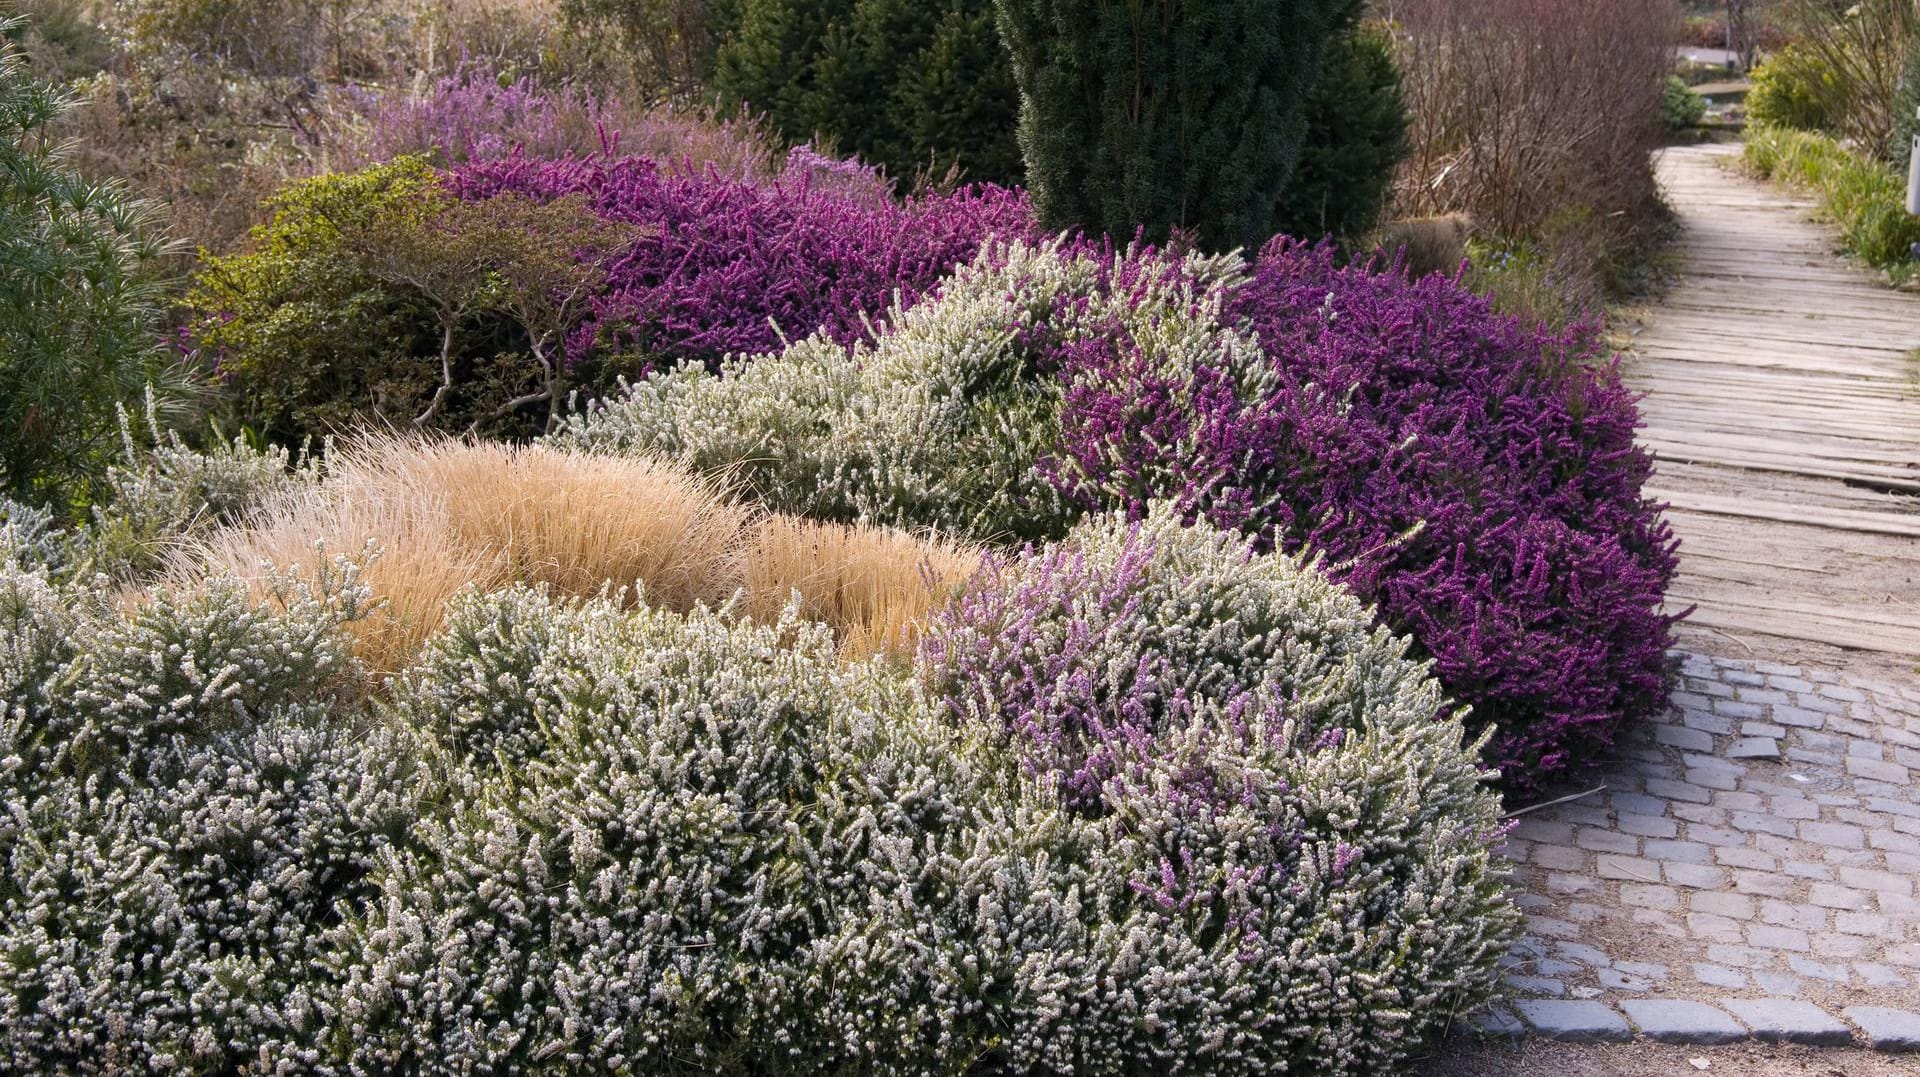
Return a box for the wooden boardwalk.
[1630,143,1920,668]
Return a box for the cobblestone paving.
[1474,653,1920,1049]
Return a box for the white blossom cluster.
[552,240,1242,543]
[85,397,322,578]
[0,555,422,1074]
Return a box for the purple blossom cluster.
[445,150,1039,369]
[1048,240,1680,791]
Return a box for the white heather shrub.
[0,499,1517,1074]
[0,561,426,1075]
[555,239,1242,543]
[0,498,72,575]
[918,505,1522,1075]
[332,588,1054,1075]
[87,396,323,578]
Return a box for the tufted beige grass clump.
[182,437,980,676]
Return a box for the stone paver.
[1512,1000,1633,1042]
[1721,998,1854,1046]
[1491,654,1920,1052]
[1618,1000,1746,1044]
[1845,1007,1920,1052]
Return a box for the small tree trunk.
[413,316,459,427]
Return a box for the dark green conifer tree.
[1275,18,1410,242]
[993,0,1349,250]
[714,0,1022,184]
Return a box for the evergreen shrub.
[994,0,1349,250]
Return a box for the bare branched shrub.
[1774,0,1918,158]
[1384,0,1678,270]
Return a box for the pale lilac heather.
[922,506,1520,1072]
[351,66,776,178]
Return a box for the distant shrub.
[1663,74,1707,131]
[1745,124,1920,277]
[920,505,1518,1072]
[349,66,778,178]
[1047,240,1678,790]
[1747,44,1841,132]
[713,0,1024,185]
[1392,0,1676,284]
[1770,0,1917,161]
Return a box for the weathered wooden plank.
[1649,487,1920,538]
[1633,144,1920,661]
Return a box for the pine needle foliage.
[0,21,183,511]
[993,0,1349,250]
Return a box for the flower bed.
[0,505,1515,1075]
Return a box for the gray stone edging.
[1459,996,1920,1051]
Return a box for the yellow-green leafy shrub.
[1747,44,1842,132]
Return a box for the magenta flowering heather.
[445,149,1040,370]
[1048,240,1679,791]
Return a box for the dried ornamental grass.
[743,515,980,660]
[183,438,973,673]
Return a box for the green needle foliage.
[714,0,1023,185]
[1275,18,1409,242]
[994,0,1349,251]
[0,19,183,512]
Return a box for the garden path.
[1626,142,1920,672]
[1435,144,1920,1064]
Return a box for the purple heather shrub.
[445,149,1040,370]
[349,66,777,178]
[1048,239,1679,791]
